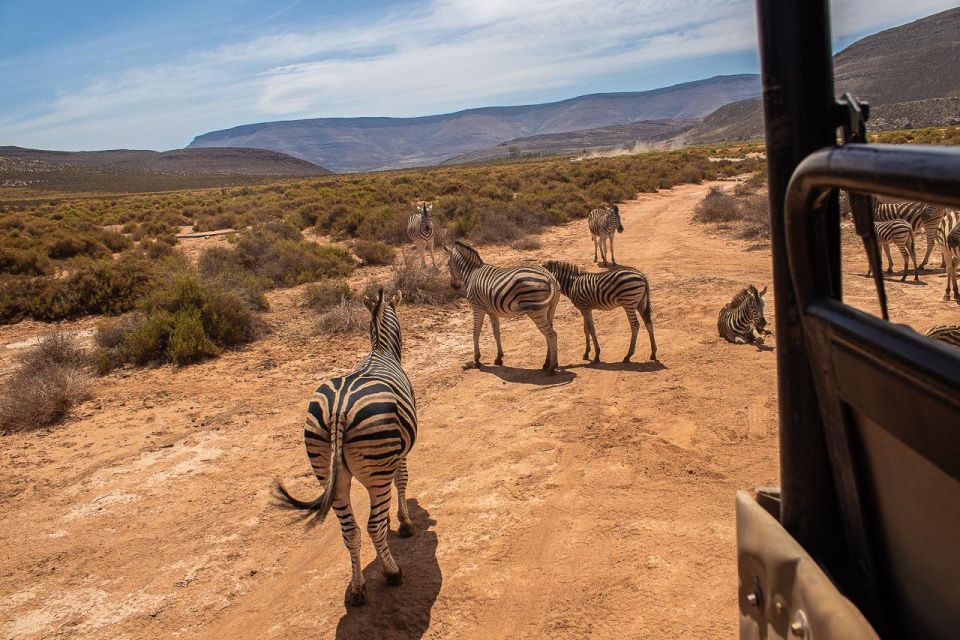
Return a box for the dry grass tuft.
[316,299,368,335]
[0,332,92,432]
[390,257,458,305]
[693,187,740,223]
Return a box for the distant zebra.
[444,240,560,373]
[543,260,657,363]
[938,209,960,301]
[274,288,417,607]
[924,325,960,350]
[407,202,435,268]
[588,204,624,266]
[718,285,769,345]
[839,191,945,268]
[868,219,919,282]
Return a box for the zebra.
[443,240,560,374]
[407,202,435,268]
[839,191,945,268]
[274,288,417,607]
[588,204,624,266]
[543,260,657,363]
[938,209,960,302]
[924,325,960,350]
[718,285,769,345]
[867,219,919,282]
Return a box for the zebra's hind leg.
[583,309,600,362]
[908,237,920,282]
[469,307,486,368]
[640,294,658,361]
[365,483,403,586]
[623,306,640,362]
[609,236,617,266]
[920,225,937,269]
[883,243,894,273]
[593,235,599,262]
[489,315,505,366]
[333,473,367,606]
[395,458,415,538]
[896,243,910,282]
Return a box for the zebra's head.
[542,260,580,294]
[947,216,960,248]
[609,204,623,233]
[443,240,482,290]
[750,284,768,331]
[363,287,403,360]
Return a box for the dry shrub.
[512,236,542,250]
[390,257,458,305]
[351,239,396,265]
[316,299,368,335]
[693,187,739,223]
[734,172,767,196]
[303,279,352,312]
[676,164,703,184]
[0,332,92,432]
[736,194,771,239]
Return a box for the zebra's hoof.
[398,522,415,538]
[386,568,404,587]
[622,356,631,363]
[345,584,367,607]
[592,357,600,364]
[494,356,503,366]
[582,352,591,361]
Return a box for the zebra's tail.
[273,412,346,528]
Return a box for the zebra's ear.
[759,285,768,297]
[442,244,452,255]
[362,296,376,312]
[390,289,403,308]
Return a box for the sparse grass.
[316,299,368,335]
[303,279,353,312]
[390,257,458,305]
[0,332,92,432]
[512,236,542,250]
[350,239,395,265]
[693,184,770,241]
[693,187,739,223]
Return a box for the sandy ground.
[1,180,957,639]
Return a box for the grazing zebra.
[543,260,657,363]
[924,325,960,350]
[588,204,624,266]
[274,288,417,607]
[407,202,435,268]
[840,191,946,268]
[938,209,960,301]
[444,240,560,373]
[718,285,769,345]
[868,219,919,282]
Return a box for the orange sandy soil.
[1,181,956,639]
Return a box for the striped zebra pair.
[840,191,946,269]
[543,260,657,363]
[938,209,960,301]
[407,202,436,268]
[718,285,769,345]
[444,241,560,374]
[868,219,920,282]
[588,204,624,266]
[274,288,417,607]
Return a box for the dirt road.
[1,181,955,639]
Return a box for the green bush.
[0,248,52,276]
[351,239,396,265]
[303,279,352,312]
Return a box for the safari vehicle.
[737,1,960,638]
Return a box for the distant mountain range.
[188,75,761,172]
[0,146,330,192]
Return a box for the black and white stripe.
[274,288,417,607]
[543,260,657,363]
[840,191,945,268]
[588,204,624,266]
[444,240,560,373]
[924,325,960,350]
[407,203,435,268]
[938,209,960,301]
[868,219,919,282]
[718,285,769,345]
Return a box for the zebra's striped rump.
[445,240,560,372]
[544,260,657,362]
[938,209,960,301]
[924,325,960,350]
[718,285,768,345]
[275,287,417,606]
[870,219,919,282]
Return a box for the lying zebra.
[588,204,624,266]
[867,219,919,282]
[407,202,435,268]
[543,260,657,363]
[444,240,560,374]
[924,325,960,350]
[274,288,417,607]
[718,285,769,345]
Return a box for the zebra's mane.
[729,285,759,309]
[544,260,582,276]
[453,240,484,265]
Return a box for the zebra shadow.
[857,272,929,286]
[335,500,441,640]
[561,359,667,373]
[478,364,577,386]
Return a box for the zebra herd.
[275,197,958,609]
[841,191,960,298]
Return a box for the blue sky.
[1,0,956,151]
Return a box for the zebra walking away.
[444,241,560,373]
[274,288,417,607]
[868,219,919,282]
[924,325,960,350]
[718,285,769,345]
[588,204,624,266]
[840,191,946,268]
[938,209,960,301]
[543,260,657,362]
[408,202,435,268]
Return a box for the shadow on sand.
[561,358,667,373]
[335,500,441,640]
[474,363,577,386]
